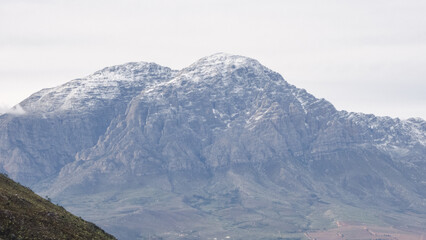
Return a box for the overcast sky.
[1,0,425,119]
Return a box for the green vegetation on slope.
[0,173,116,240]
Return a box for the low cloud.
[0,104,26,115]
[0,104,10,115]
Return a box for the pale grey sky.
[1,0,425,119]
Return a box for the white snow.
[20,62,175,114]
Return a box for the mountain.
[1,53,425,239]
[0,173,116,240]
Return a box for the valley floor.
[305,221,425,240]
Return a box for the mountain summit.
[1,54,425,239]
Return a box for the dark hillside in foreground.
[0,173,116,240]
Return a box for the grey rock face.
[1,53,425,239]
[0,62,175,186]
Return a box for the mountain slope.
[1,53,425,239]
[0,173,116,240]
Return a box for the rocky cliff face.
[1,53,425,239]
[0,62,175,186]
